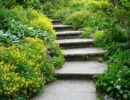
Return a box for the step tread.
[57,31,83,35]
[56,61,107,75]
[32,80,96,100]
[63,48,105,56]
[56,38,94,44]
[53,24,72,28]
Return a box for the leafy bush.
[83,1,113,12]
[96,50,130,100]
[0,38,63,99]
[64,10,110,30]
[0,38,46,99]
[0,3,64,99]
[0,62,26,99]
[82,27,94,38]
[94,31,106,47]
[53,7,73,19]
[110,50,130,67]
[0,0,42,9]
[11,6,55,35]
[0,0,17,8]
[0,6,64,70]
[65,11,91,28]
[43,0,70,16]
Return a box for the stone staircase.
[32,20,107,100]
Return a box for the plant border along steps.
[32,20,107,100]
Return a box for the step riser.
[65,55,104,61]
[53,22,62,25]
[56,74,93,80]
[52,21,61,24]
[57,35,81,39]
[59,43,93,49]
[54,28,74,32]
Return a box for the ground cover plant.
[43,0,130,99]
[0,1,64,99]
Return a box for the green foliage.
[65,11,91,28]
[0,38,46,99]
[43,0,70,16]
[0,62,27,100]
[94,31,106,47]
[0,1,64,99]
[83,1,113,12]
[82,27,94,38]
[53,7,73,19]
[11,6,55,35]
[0,0,17,8]
[96,50,130,100]
[110,50,130,67]
[0,0,42,9]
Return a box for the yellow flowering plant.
[0,38,54,99]
[0,4,64,100]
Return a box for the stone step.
[53,24,73,31]
[52,20,61,25]
[56,31,82,39]
[32,80,96,100]
[56,38,94,49]
[56,61,107,79]
[63,48,105,61]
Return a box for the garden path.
[32,20,107,100]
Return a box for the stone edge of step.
[56,39,94,45]
[64,51,105,56]
[53,25,73,28]
[56,31,83,35]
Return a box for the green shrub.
[110,50,130,67]
[94,25,129,47]
[0,0,17,8]
[82,27,94,38]
[86,11,110,30]
[109,25,129,43]
[0,38,58,99]
[64,10,109,30]
[20,38,55,82]
[0,0,42,9]
[96,50,130,100]
[0,62,27,99]
[64,11,91,28]
[94,31,106,47]
[52,47,64,69]
[83,1,112,12]
[0,38,46,99]
[0,6,64,70]
[43,0,70,16]
[11,6,55,36]
[53,7,73,19]
[0,1,64,99]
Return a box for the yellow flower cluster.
[0,38,46,98]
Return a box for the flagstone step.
[32,80,96,100]
[57,38,94,49]
[63,48,105,61]
[57,31,82,39]
[53,24,74,31]
[55,61,107,79]
[57,31,83,35]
